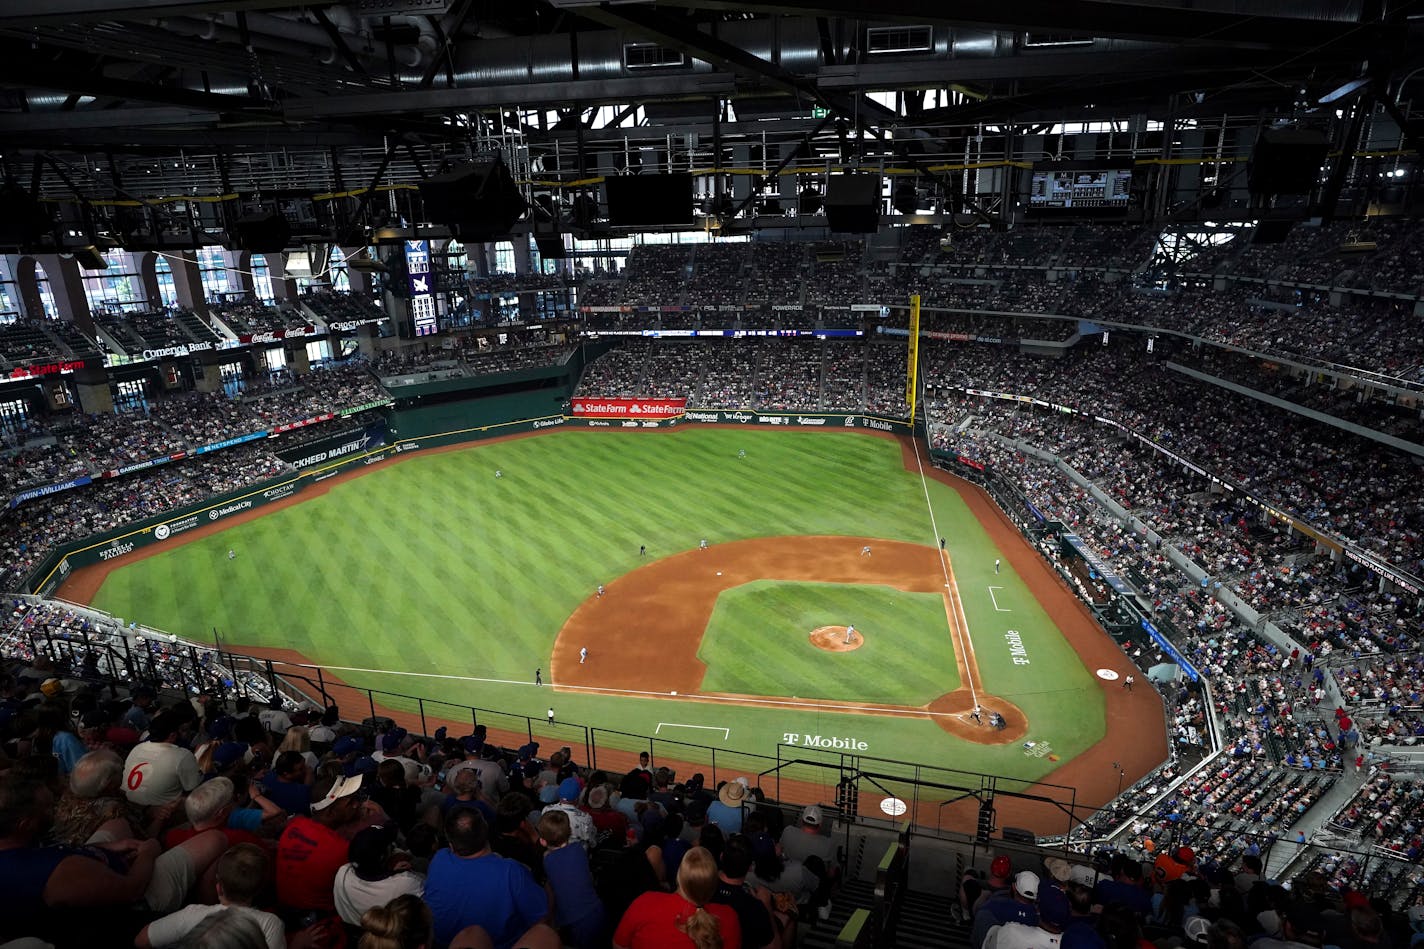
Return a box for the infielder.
[860,545,871,557]
[579,647,588,664]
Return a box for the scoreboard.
[1029,166,1133,213]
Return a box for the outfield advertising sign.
[571,397,686,418]
[276,420,388,468]
[9,474,93,509]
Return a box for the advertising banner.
[1140,618,1201,682]
[9,475,93,509]
[193,430,269,455]
[571,398,686,418]
[277,421,387,468]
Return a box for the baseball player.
[699,538,708,550]
[860,545,871,557]
[738,449,746,459]
[639,544,647,557]
[597,585,605,598]
[227,550,235,560]
[844,624,856,645]
[535,668,543,686]
[971,704,982,725]
[579,647,588,664]
[940,537,946,550]
[994,558,1001,574]
[547,707,555,725]
[495,469,503,479]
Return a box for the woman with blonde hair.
[272,726,319,772]
[613,846,742,949]
[358,894,432,949]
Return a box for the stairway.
[798,881,964,949]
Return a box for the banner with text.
[571,397,686,418]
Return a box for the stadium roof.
[0,0,1418,223]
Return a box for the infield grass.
[90,427,1106,793]
[698,580,960,704]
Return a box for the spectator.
[424,805,551,949]
[542,776,596,852]
[135,842,284,949]
[333,824,426,928]
[0,773,226,943]
[708,779,748,833]
[537,809,607,949]
[613,845,742,949]
[274,771,366,916]
[260,750,313,817]
[123,709,201,809]
[713,834,789,949]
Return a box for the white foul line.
[656,723,730,740]
[254,659,976,718]
[909,436,979,707]
[987,586,1012,612]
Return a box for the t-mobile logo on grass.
[783,733,869,750]
[1004,629,1031,665]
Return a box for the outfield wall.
[26,409,912,594]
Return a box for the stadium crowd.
[0,604,850,949]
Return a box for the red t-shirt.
[165,825,265,852]
[614,891,742,949]
[275,816,349,911]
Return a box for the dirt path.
[58,425,1167,834]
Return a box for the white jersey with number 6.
[122,740,203,806]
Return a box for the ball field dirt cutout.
[809,625,863,652]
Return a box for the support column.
[264,252,300,302]
[33,254,94,333]
[166,253,207,311]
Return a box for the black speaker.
[534,220,569,259]
[0,180,53,248]
[75,246,108,270]
[1251,219,1297,244]
[229,212,291,253]
[824,174,881,233]
[419,160,527,242]
[605,174,694,227]
[1249,128,1330,196]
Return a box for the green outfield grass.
[698,580,960,704]
[90,427,1106,789]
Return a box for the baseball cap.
[1184,916,1212,945]
[380,732,403,751]
[332,735,364,757]
[344,755,378,778]
[1174,846,1196,866]
[1043,857,1073,883]
[212,742,250,769]
[311,773,364,811]
[802,804,823,826]
[40,678,64,698]
[1014,871,1040,899]
[991,855,1013,880]
[1038,886,1070,927]
[587,786,609,809]
[558,777,582,801]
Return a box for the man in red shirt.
[275,772,363,912]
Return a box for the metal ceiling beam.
[280,74,737,118]
[578,5,899,134]
[0,0,306,27]
[0,47,275,114]
[629,0,1371,50]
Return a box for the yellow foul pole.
[906,294,921,425]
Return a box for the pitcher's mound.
[810,626,862,652]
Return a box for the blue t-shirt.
[51,731,86,775]
[706,800,743,833]
[260,774,313,816]
[227,807,265,832]
[543,843,604,928]
[426,849,548,949]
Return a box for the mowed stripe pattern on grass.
[90,428,1105,782]
[698,580,961,705]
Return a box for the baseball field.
[68,426,1166,832]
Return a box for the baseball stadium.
[1,3,1423,948]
